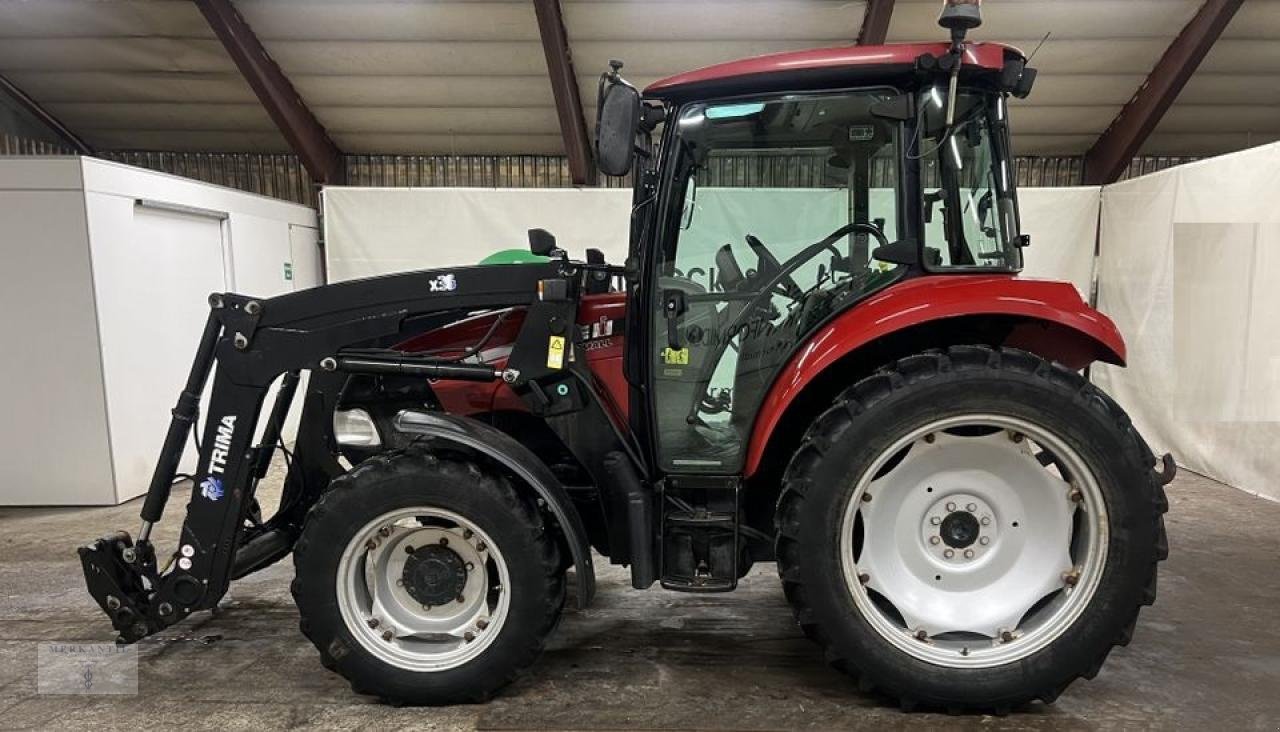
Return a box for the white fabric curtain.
[323,185,1097,291]
[1093,143,1280,501]
[322,187,633,281]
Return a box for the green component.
[479,249,550,266]
[556,383,570,397]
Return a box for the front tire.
[292,448,565,705]
[775,346,1168,712]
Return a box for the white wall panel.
[0,187,115,505]
[0,157,318,505]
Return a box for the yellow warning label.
[546,336,566,369]
[661,347,690,365]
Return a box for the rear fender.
[744,275,1126,477]
[392,410,596,607]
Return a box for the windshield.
[914,89,1022,270]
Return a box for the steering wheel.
[681,222,895,427]
[745,223,890,301]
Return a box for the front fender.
[392,410,596,608]
[744,275,1126,477]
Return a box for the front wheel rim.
[337,506,511,672]
[839,414,1109,669]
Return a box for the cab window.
[651,89,905,474]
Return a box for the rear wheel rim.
[839,413,1108,668]
[337,506,510,672]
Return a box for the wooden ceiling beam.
[857,0,896,46]
[1083,0,1244,184]
[533,0,596,186]
[195,0,344,184]
[0,72,93,154]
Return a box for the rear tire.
[292,447,565,705]
[775,346,1168,712]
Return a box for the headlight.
[333,408,380,447]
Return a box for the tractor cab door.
[646,89,909,475]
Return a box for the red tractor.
[80,1,1172,712]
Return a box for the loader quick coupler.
[79,531,163,642]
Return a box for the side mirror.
[595,68,641,177]
[528,228,558,257]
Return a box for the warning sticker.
[661,347,690,365]
[547,336,566,369]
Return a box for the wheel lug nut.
[404,545,415,554]
[365,539,377,551]
[477,619,489,630]
[1009,431,1024,443]
[1000,630,1014,643]
[465,562,475,571]
[464,632,475,643]
[858,572,870,584]
[439,537,449,546]
[914,629,928,640]
[367,618,379,629]
[945,502,956,512]
[379,526,392,537]
[980,516,991,526]
[463,529,474,540]
[861,492,873,502]
[381,630,393,641]
[963,549,974,559]
[456,595,466,603]
[965,503,977,512]
[979,536,990,545]
[924,433,935,444]
[1069,488,1083,502]
[1063,568,1081,586]
[943,549,954,559]
[929,536,941,545]
[930,516,942,526]
[476,542,487,552]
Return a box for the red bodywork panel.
[645,42,1022,98]
[396,277,1125,480]
[741,275,1125,477]
[396,293,629,422]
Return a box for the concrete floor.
[1,468,1278,730]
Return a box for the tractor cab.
[594,27,1036,479]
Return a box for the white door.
[289,224,323,289]
[88,195,228,502]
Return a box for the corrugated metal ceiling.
[0,0,1277,157]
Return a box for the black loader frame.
[80,261,615,642]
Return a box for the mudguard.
[744,275,1128,477]
[392,409,597,608]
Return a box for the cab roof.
[644,42,1024,102]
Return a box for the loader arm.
[79,262,603,642]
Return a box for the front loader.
[80,1,1174,712]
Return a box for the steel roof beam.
[0,73,93,154]
[195,0,344,184]
[857,0,896,46]
[533,0,596,186]
[1083,0,1244,185]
